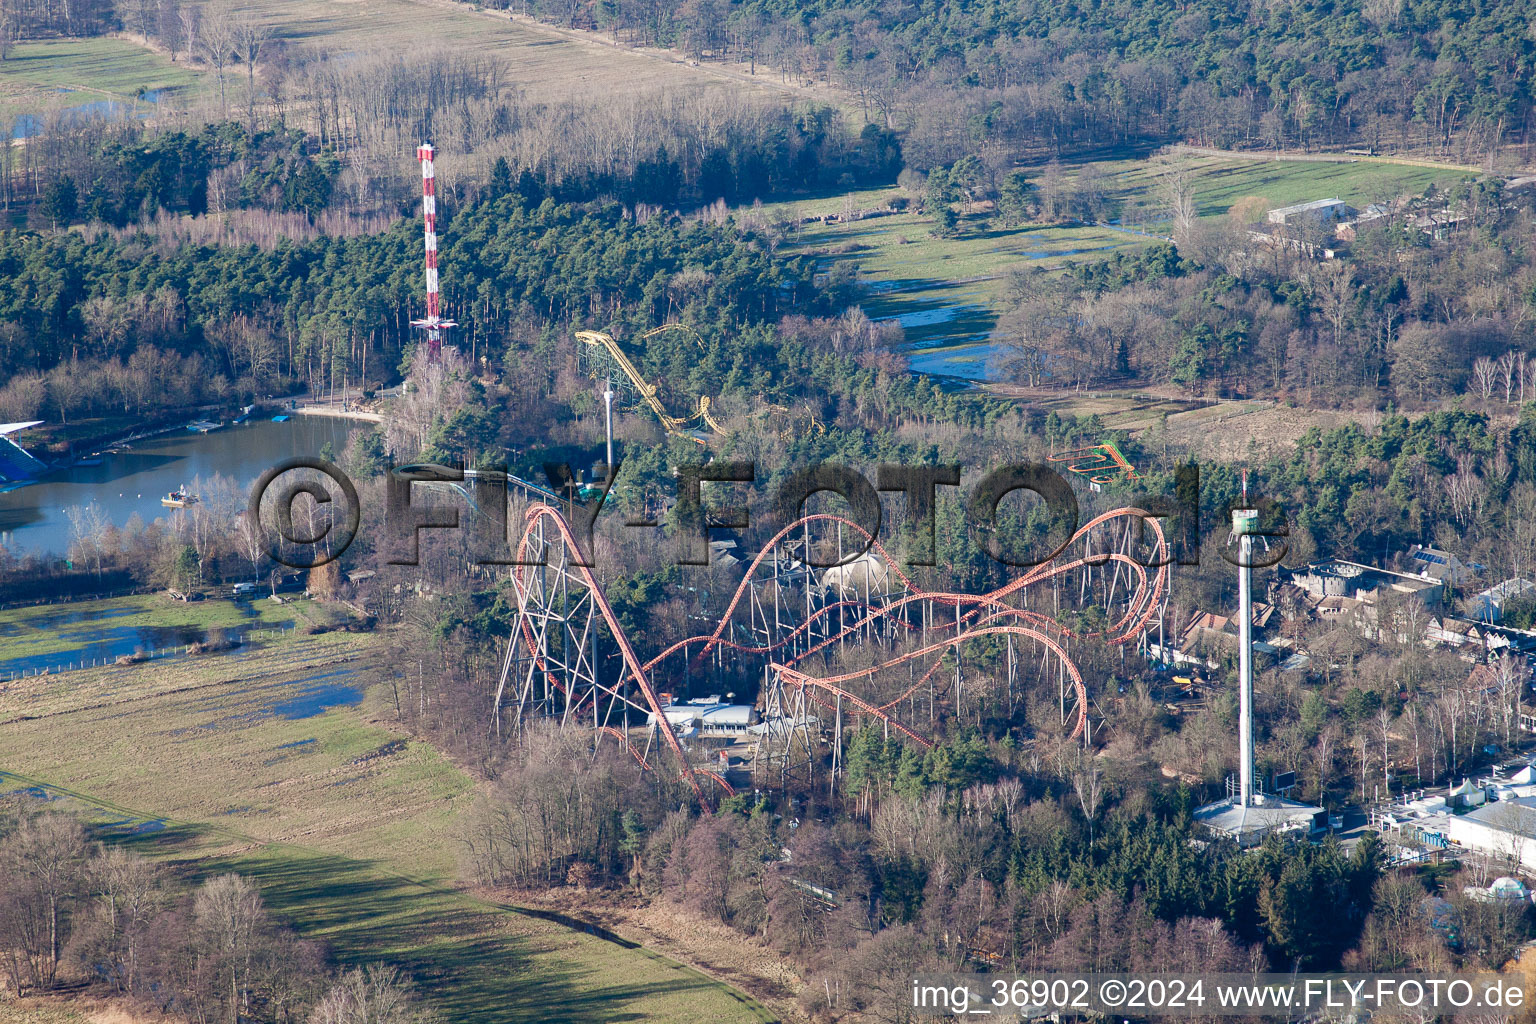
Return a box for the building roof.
[1463,795,1536,839]
[1194,795,1324,839]
[1271,198,1349,217]
[820,552,892,596]
[1479,578,1536,602]
[649,703,758,728]
[1314,594,1361,616]
[0,421,43,436]
[1407,544,1481,582]
[1180,603,1277,643]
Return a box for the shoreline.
[25,391,382,474]
[292,404,384,424]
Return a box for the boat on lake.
[161,485,199,508]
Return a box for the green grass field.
[0,37,200,124]
[226,0,775,104]
[0,0,785,130]
[0,617,772,1023]
[1100,155,1460,219]
[785,209,1133,377]
[771,156,1474,379]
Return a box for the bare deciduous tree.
[200,13,236,117]
[309,963,439,1024]
[230,14,269,137]
[1471,355,1499,399]
[193,873,266,1024]
[0,813,86,992]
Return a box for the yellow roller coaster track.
[575,325,725,441]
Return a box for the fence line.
[1,625,298,682]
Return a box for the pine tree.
[42,175,77,230]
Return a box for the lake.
[0,417,361,557]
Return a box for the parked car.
[232,582,259,598]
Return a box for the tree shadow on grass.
[183,846,747,1024]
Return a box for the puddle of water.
[270,668,364,720]
[907,343,1004,378]
[1,617,295,677]
[55,622,206,645]
[0,773,168,833]
[19,605,140,631]
[12,90,168,139]
[892,307,961,328]
[0,624,208,675]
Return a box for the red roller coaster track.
[505,503,1169,799]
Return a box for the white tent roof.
[1512,765,1536,785]
[0,421,42,436]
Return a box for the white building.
[1473,578,1536,623]
[648,697,759,736]
[1431,794,1536,871]
[0,420,46,485]
[1194,794,1327,846]
[819,551,893,599]
[1267,198,1356,226]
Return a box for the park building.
[1441,797,1536,872]
[1472,578,1536,624]
[1267,198,1356,226]
[1404,544,1482,586]
[1194,789,1329,846]
[1378,767,1536,873]
[648,696,760,737]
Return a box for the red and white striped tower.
[410,142,456,361]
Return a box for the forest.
[0,186,849,423]
[16,0,1535,173]
[490,0,1536,166]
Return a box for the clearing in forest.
[0,0,805,129]
[224,0,794,104]
[0,37,200,126]
[771,156,1471,381]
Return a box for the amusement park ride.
[574,326,725,443]
[410,146,1173,803]
[491,498,1171,802]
